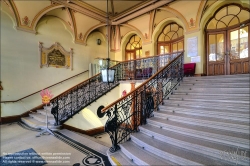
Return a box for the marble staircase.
[21,108,60,131]
[108,74,250,166]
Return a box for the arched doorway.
[157,22,184,55]
[205,4,250,75]
[125,35,142,60]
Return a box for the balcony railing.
[101,52,184,152]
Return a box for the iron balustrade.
[117,52,181,80]
[48,52,182,126]
[50,67,120,125]
[102,52,184,152]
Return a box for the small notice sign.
[191,56,200,63]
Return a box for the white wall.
[0,13,102,117]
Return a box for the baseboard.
[62,124,104,136]
[194,74,202,77]
[0,104,44,125]
[0,115,21,124]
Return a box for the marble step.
[130,132,231,165]
[29,113,55,124]
[153,112,249,134]
[179,83,249,88]
[154,111,249,126]
[147,117,250,145]
[174,87,250,93]
[183,75,249,81]
[165,97,250,104]
[139,125,250,165]
[36,109,54,118]
[120,141,177,165]
[163,99,249,109]
[158,105,249,121]
[107,151,136,166]
[21,117,60,130]
[169,94,250,101]
[172,91,250,97]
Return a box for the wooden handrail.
[102,52,183,113]
[1,70,89,103]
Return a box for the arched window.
[157,23,184,55]
[125,35,142,60]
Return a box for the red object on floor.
[184,63,196,76]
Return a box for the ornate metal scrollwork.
[104,52,184,153]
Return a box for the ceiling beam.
[111,0,175,25]
[52,0,107,23]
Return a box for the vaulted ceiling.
[3,0,248,50]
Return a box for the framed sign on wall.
[187,36,198,57]
[39,42,73,70]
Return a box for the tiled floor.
[0,122,110,166]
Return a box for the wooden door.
[207,24,250,75]
[207,32,227,75]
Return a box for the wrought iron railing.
[49,52,182,126]
[118,52,181,80]
[102,52,184,152]
[50,65,120,125]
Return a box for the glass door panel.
[216,33,225,61]
[208,34,216,61]
[126,52,134,60]
[177,41,183,52]
[230,30,239,60]
[172,43,177,52]
[240,26,248,59]
[159,45,170,54]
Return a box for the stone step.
[180,81,249,87]
[153,112,249,134]
[107,151,136,166]
[163,99,249,109]
[21,117,60,130]
[165,97,249,104]
[36,109,54,118]
[183,74,249,80]
[169,94,250,101]
[120,141,177,165]
[138,125,250,165]
[158,105,249,121]
[130,132,232,165]
[143,119,249,150]
[182,78,250,82]
[154,111,249,125]
[159,103,249,113]
[172,91,250,97]
[174,87,250,93]
[29,113,55,124]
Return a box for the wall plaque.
[39,42,73,70]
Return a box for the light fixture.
[101,0,115,83]
[97,39,101,45]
